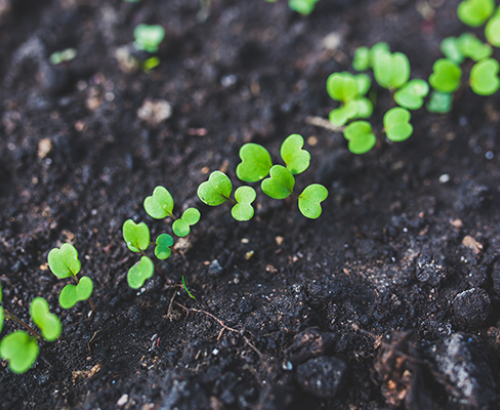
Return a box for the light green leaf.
[123,219,150,252]
[231,186,256,221]
[343,121,376,154]
[30,297,61,341]
[353,98,373,118]
[394,79,429,110]
[353,46,370,71]
[198,171,233,205]
[426,91,453,114]
[155,234,173,260]
[59,277,93,309]
[355,74,371,96]
[485,14,500,46]
[457,0,495,27]
[0,331,39,374]
[384,108,413,142]
[48,243,81,279]
[173,208,200,237]
[144,186,174,219]
[440,37,464,65]
[288,0,319,15]
[298,184,328,219]
[261,165,295,200]
[470,59,500,95]
[373,51,410,89]
[429,59,462,93]
[326,72,359,102]
[134,24,165,53]
[280,134,311,175]
[236,144,273,182]
[127,256,154,289]
[457,33,492,61]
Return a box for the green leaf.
[343,121,376,154]
[329,101,358,126]
[127,256,154,289]
[59,277,93,309]
[470,59,500,95]
[198,171,233,205]
[394,79,429,110]
[298,184,328,219]
[353,98,373,118]
[370,42,390,66]
[48,243,81,279]
[485,14,500,46]
[457,0,494,27]
[456,33,492,61]
[123,219,150,252]
[353,46,370,71]
[355,74,371,96]
[0,331,39,374]
[288,0,319,15]
[429,59,462,93]
[231,186,256,221]
[144,186,174,219]
[384,108,413,142]
[134,24,165,53]
[440,37,464,65]
[373,51,410,89]
[0,307,4,334]
[280,134,311,175]
[426,91,453,113]
[236,144,273,182]
[326,72,359,102]
[172,208,201,237]
[155,234,173,260]
[30,297,61,341]
[261,165,295,200]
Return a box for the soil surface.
[1,0,500,409]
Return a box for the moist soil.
[1,0,500,409]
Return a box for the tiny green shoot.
[429,59,462,93]
[49,48,77,65]
[456,33,492,61]
[127,256,154,289]
[343,121,376,154]
[426,91,453,114]
[394,79,429,110]
[457,0,495,27]
[383,108,413,142]
[182,276,196,299]
[470,58,500,95]
[288,0,320,15]
[373,50,410,90]
[0,331,39,374]
[134,24,165,53]
[485,10,500,46]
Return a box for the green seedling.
[426,91,453,113]
[373,50,410,90]
[383,108,413,142]
[353,42,391,72]
[457,0,495,27]
[197,171,257,221]
[144,186,200,237]
[0,331,39,374]
[155,234,174,260]
[288,0,320,15]
[441,37,465,64]
[429,59,462,93]
[470,58,500,95]
[326,72,372,126]
[343,121,376,154]
[49,48,77,65]
[394,79,429,110]
[485,10,500,46]
[48,244,95,311]
[127,256,154,289]
[182,276,196,300]
[30,298,61,342]
[134,24,165,53]
[457,33,492,61]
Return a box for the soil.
[1,0,500,409]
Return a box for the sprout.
[261,165,295,200]
[352,46,370,72]
[343,121,376,155]
[236,143,273,182]
[470,58,500,95]
[429,59,462,93]
[426,91,453,114]
[133,24,165,53]
[49,48,77,65]
[383,108,413,142]
[29,297,61,342]
[127,256,154,289]
[457,0,495,27]
[394,79,429,110]
[456,33,492,61]
[288,0,320,15]
[373,50,410,90]
[48,244,95,310]
[298,184,329,219]
[485,11,500,46]
[440,37,465,65]
[0,331,39,374]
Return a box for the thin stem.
[222,194,237,205]
[72,274,96,313]
[306,116,345,132]
[3,309,40,338]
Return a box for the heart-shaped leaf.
[280,134,311,175]
[384,108,413,142]
[288,0,319,15]
[353,98,373,118]
[127,256,154,289]
[231,186,257,221]
[172,208,201,237]
[353,46,370,71]
[426,91,453,113]
[329,101,358,126]
[457,0,494,27]
[343,121,376,154]
[355,74,371,96]
[373,51,410,90]
[48,243,81,279]
[123,219,150,252]
[155,234,174,260]
[134,24,165,53]
[326,72,359,102]
[59,277,93,309]
[236,144,272,182]
[0,331,39,374]
[261,165,295,200]
[440,37,464,65]
[457,33,492,61]
[394,79,429,110]
[198,171,233,205]
[485,14,500,46]
[298,184,329,219]
[429,59,462,93]
[144,186,174,219]
[470,58,500,95]
[30,297,61,341]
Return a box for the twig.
[306,116,345,132]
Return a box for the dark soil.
[1,0,500,409]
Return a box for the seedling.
[485,9,500,46]
[429,59,462,93]
[456,33,492,61]
[470,58,500,95]
[144,186,201,237]
[288,0,320,15]
[49,48,77,65]
[48,244,95,311]
[457,0,495,27]
[343,121,376,154]
[394,79,429,110]
[426,91,453,113]
[383,108,413,142]
[373,50,410,90]
[326,72,373,126]
[0,283,61,374]
[133,24,165,53]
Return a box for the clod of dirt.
[208,259,224,277]
[431,333,496,409]
[296,356,347,399]
[415,251,448,286]
[452,288,491,327]
[137,98,172,126]
[285,328,336,366]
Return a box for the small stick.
[3,309,40,338]
[306,116,345,132]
